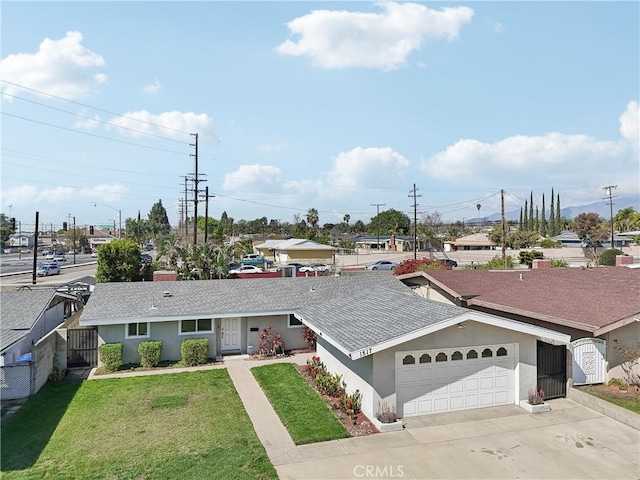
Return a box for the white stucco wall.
[602,322,640,384]
[317,337,376,419]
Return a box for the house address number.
[357,348,372,358]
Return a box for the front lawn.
[1,370,276,480]
[252,363,349,445]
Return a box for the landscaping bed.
[577,384,640,414]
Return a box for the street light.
[92,202,121,238]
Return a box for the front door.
[537,341,566,399]
[221,318,241,351]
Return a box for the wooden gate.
[537,341,566,399]
[67,328,98,368]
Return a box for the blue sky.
[1,1,638,233]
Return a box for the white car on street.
[53,254,67,262]
[229,265,263,274]
[299,263,330,273]
[36,263,61,276]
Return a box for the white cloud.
[619,101,639,146]
[422,132,630,185]
[493,22,504,33]
[1,185,40,208]
[276,2,473,70]
[328,146,409,189]
[222,164,282,191]
[1,184,126,209]
[106,110,213,139]
[79,184,127,203]
[143,78,161,95]
[0,31,107,99]
[73,110,101,130]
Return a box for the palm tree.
[343,213,350,225]
[306,208,319,229]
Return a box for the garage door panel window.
[436,352,447,362]
[482,348,493,357]
[497,347,508,356]
[467,349,478,359]
[452,351,463,361]
[402,355,415,365]
[419,353,431,363]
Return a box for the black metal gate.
[537,341,566,400]
[67,328,98,368]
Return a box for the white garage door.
[396,344,515,417]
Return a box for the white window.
[288,314,303,328]
[126,323,150,339]
[179,318,213,335]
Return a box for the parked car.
[365,260,398,271]
[440,259,458,268]
[140,253,153,264]
[36,263,61,276]
[286,263,306,270]
[229,265,263,274]
[144,243,154,251]
[53,254,67,262]
[299,263,330,273]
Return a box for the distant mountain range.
[468,195,640,224]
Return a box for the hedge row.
[98,338,210,371]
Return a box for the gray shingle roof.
[80,275,410,325]
[1,290,58,351]
[295,288,468,354]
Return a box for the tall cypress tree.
[541,194,547,236]
[535,206,539,233]
[523,200,529,230]
[519,207,523,230]
[549,188,556,237]
[529,191,534,231]
[556,193,561,235]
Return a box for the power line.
[0,78,191,135]
[2,112,189,155]
[1,91,189,144]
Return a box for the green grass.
[1,370,276,480]
[252,363,349,445]
[583,385,640,413]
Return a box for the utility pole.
[501,189,506,265]
[190,133,199,246]
[603,185,617,248]
[73,216,76,265]
[181,176,189,240]
[18,221,22,259]
[200,186,215,243]
[408,184,421,259]
[371,203,386,251]
[32,211,39,285]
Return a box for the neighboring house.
[395,267,640,388]
[354,235,415,252]
[0,289,75,366]
[8,234,36,249]
[552,231,632,249]
[80,275,570,421]
[443,233,496,252]
[254,238,335,264]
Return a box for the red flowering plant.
[393,257,450,276]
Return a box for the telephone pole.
[371,203,386,251]
[603,185,617,248]
[180,176,189,239]
[501,189,506,265]
[200,186,215,243]
[189,133,200,246]
[408,184,422,259]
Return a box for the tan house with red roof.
[397,266,640,391]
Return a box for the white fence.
[572,338,606,385]
[0,363,33,400]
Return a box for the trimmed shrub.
[540,238,560,248]
[138,340,162,368]
[599,248,624,266]
[99,343,123,372]
[180,338,209,366]
[519,250,544,268]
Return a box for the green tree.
[614,207,640,232]
[549,188,556,236]
[148,199,171,235]
[519,207,523,230]
[555,193,561,236]
[523,200,529,231]
[96,239,142,282]
[574,212,609,256]
[529,191,534,231]
[368,209,411,236]
[0,214,13,245]
[306,208,319,229]
[353,220,365,233]
[540,194,547,237]
[343,213,350,226]
[125,216,149,246]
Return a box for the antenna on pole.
[602,185,617,248]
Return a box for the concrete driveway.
[275,398,639,480]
